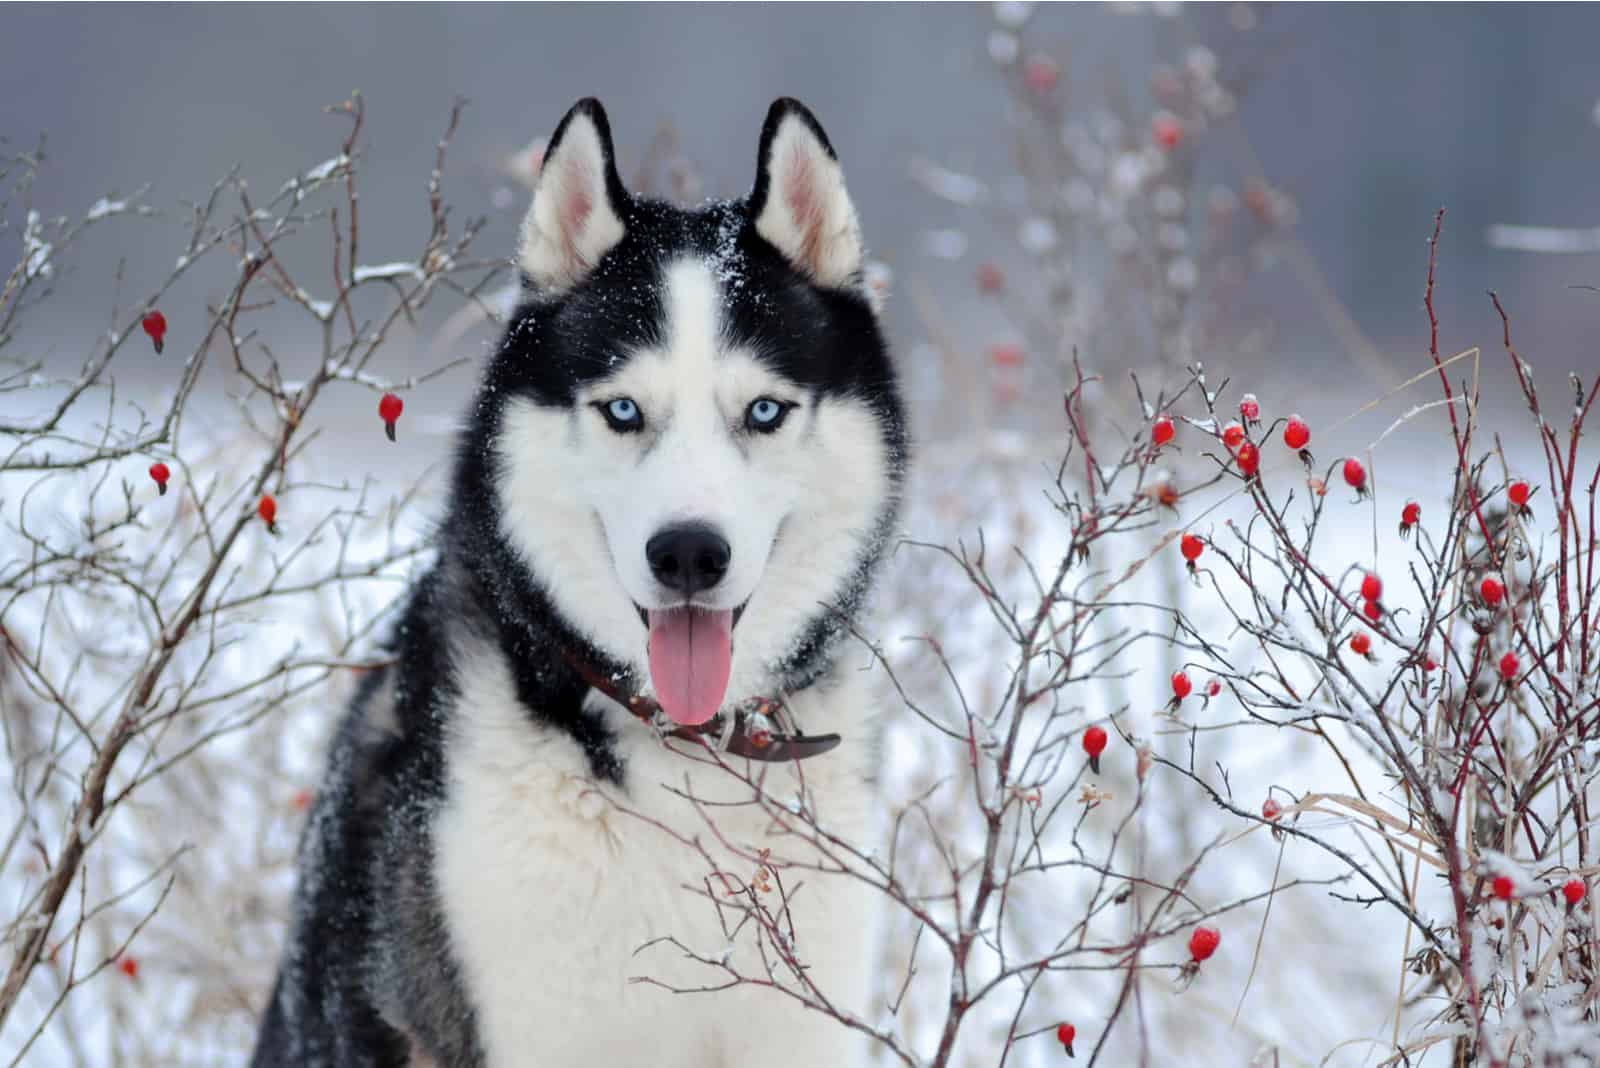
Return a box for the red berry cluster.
[1359,572,1383,623]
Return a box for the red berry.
[1563,879,1586,907]
[1188,925,1220,962]
[989,343,1025,369]
[1221,422,1245,451]
[141,310,167,354]
[1056,1022,1076,1054]
[1491,875,1514,901]
[379,392,404,442]
[1423,656,1438,673]
[975,262,1005,294]
[148,461,170,496]
[291,788,313,811]
[1238,394,1260,425]
[1205,679,1221,698]
[1342,457,1366,490]
[1180,533,1204,562]
[118,956,139,979]
[1152,413,1175,447]
[1360,573,1382,601]
[1480,576,1504,607]
[1499,651,1519,681]
[1152,113,1183,150]
[258,494,277,532]
[1262,797,1283,821]
[1023,55,1060,94]
[1349,632,1371,656]
[1282,415,1310,451]
[1082,725,1108,774]
[1171,671,1192,700]
[1362,599,1382,622]
[1399,500,1420,538]
[1234,441,1260,478]
[1508,480,1530,507]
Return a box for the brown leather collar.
[559,645,841,763]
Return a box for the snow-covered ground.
[5,347,1565,1067]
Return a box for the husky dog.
[252,97,906,1067]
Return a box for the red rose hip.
[1151,413,1175,448]
[1342,457,1367,494]
[141,310,167,354]
[1498,651,1519,681]
[379,392,404,442]
[1234,440,1260,478]
[258,493,278,534]
[1238,393,1260,428]
[1082,725,1108,774]
[1188,925,1220,962]
[1399,500,1420,538]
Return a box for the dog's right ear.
[518,99,629,294]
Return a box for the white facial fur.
[494,258,890,702]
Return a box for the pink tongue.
[647,608,734,726]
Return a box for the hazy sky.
[4,3,1598,384]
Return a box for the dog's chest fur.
[431,646,878,1067]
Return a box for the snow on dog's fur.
[252,98,906,1067]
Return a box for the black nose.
[646,523,731,594]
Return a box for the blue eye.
[746,398,789,432]
[597,397,643,432]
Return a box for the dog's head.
[470,98,903,726]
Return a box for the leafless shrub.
[0,95,499,1064]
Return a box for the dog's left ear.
[519,98,630,294]
[749,99,863,289]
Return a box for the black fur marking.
[251,666,428,1067]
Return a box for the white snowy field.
[4,330,1585,1068]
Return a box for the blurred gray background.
[4,3,1599,388]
